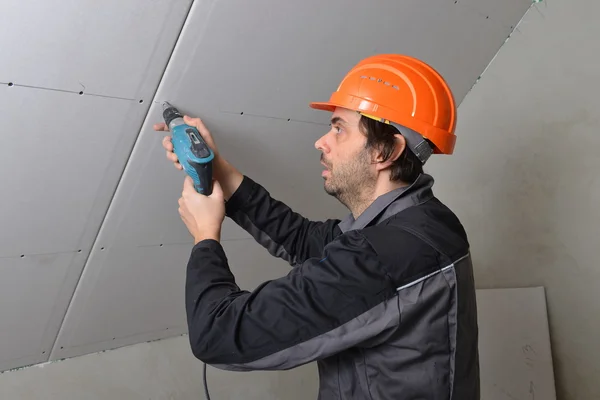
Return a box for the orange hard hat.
[309,54,457,163]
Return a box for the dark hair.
[358,115,424,183]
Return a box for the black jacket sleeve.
[185,230,396,371]
[224,175,342,266]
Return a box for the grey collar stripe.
[337,173,435,233]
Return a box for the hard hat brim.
[309,101,338,112]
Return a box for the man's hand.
[178,175,225,244]
[155,115,220,171]
[155,114,244,201]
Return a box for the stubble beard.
[323,148,375,213]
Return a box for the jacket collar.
[337,173,435,233]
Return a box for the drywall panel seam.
[454,0,522,32]
[220,109,330,127]
[461,3,536,103]
[152,0,220,99]
[46,3,195,359]
[1,81,141,102]
[54,325,186,355]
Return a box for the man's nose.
[315,134,329,153]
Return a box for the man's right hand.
[154,115,219,171]
[154,114,243,200]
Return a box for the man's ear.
[390,134,406,162]
[374,134,406,171]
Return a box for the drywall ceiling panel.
[0,0,193,373]
[478,287,557,399]
[49,0,531,361]
[0,252,83,372]
[51,238,290,360]
[0,0,193,101]
[457,0,533,32]
[49,243,191,360]
[147,0,531,127]
[0,0,192,257]
[0,85,148,257]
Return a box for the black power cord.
[203,362,211,399]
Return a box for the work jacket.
[185,173,480,399]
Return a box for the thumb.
[183,116,214,145]
[183,115,208,135]
[183,175,195,193]
[209,179,224,200]
[183,115,200,127]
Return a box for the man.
[154,54,480,399]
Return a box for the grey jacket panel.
[212,292,401,372]
[317,254,474,400]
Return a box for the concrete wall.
[426,1,600,399]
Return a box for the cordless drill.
[162,102,214,195]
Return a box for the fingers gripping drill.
[162,101,214,195]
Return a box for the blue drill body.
[162,102,214,195]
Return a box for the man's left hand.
[178,176,225,244]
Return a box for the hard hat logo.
[358,75,401,91]
[309,54,457,159]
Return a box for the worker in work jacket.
[157,54,480,399]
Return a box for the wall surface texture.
[425,1,600,398]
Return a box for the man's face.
[314,107,376,205]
